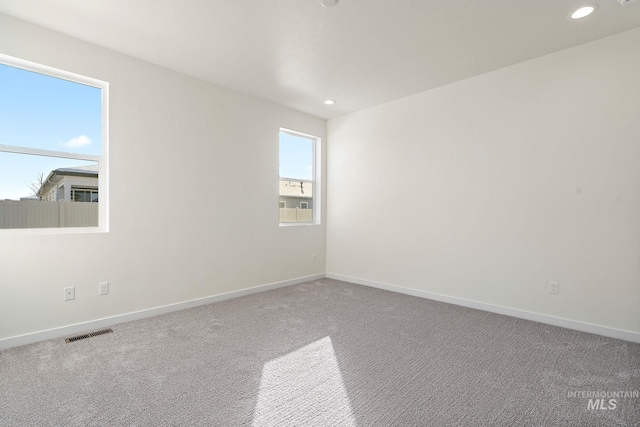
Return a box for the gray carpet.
[1,278,639,426]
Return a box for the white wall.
[0,14,326,341]
[327,28,640,334]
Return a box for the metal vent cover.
[65,328,113,343]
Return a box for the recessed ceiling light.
[324,99,335,105]
[570,5,598,19]
[320,0,339,7]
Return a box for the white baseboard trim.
[5,272,637,350]
[326,273,640,344]
[0,273,325,351]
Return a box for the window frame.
[71,187,99,203]
[0,53,109,235]
[278,128,321,226]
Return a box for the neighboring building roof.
[50,164,99,178]
[279,180,312,199]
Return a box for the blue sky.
[0,63,102,200]
[279,131,314,181]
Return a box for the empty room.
[1,1,639,426]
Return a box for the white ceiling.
[1,0,640,119]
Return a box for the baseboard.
[326,273,640,344]
[5,272,637,350]
[0,273,325,351]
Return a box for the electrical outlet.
[311,254,317,263]
[64,286,75,301]
[99,281,109,296]
[549,281,560,294]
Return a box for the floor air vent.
[65,328,113,343]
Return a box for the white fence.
[0,200,98,229]
[279,208,313,223]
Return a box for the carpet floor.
[1,278,639,426]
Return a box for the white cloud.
[61,135,92,148]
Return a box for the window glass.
[279,132,313,181]
[0,55,107,232]
[0,152,97,201]
[0,63,102,155]
[279,130,318,225]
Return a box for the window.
[279,129,320,225]
[71,188,99,203]
[0,53,108,232]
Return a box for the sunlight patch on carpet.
[252,336,356,426]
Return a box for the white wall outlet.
[311,254,317,263]
[64,286,75,301]
[549,281,560,294]
[99,281,109,296]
